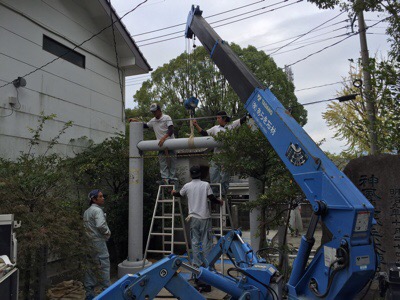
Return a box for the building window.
[43,35,85,68]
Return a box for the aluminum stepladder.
[209,183,234,274]
[143,184,191,268]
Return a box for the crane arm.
[185,5,376,299]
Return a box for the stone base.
[118,259,152,278]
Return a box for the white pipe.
[137,136,220,151]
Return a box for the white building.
[0,0,151,159]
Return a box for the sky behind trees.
[112,0,390,153]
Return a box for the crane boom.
[186,5,376,299]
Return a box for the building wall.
[0,0,129,159]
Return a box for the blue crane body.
[96,5,377,299]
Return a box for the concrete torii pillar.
[118,122,219,277]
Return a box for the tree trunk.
[34,246,48,300]
[23,249,32,300]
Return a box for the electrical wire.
[135,0,288,43]
[268,11,345,56]
[285,17,389,69]
[309,247,349,298]
[270,32,350,56]
[256,19,348,49]
[0,50,122,101]
[295,81,347,92]
[110,3,124,103]
[0,108,14,118]
[0,0,149,91]
[137,0,302,46]
[132,0,267,37]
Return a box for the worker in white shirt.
[171,165,223,267]
[192,111,246,197]
[129,103,177,184]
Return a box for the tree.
[323,58,399,153]
[133,44,307,136]
[133,43,307,247]
[306,0,398,61]
[208,45,307,248]
[0,114,85,299]
[65,133,160,262]
[307,0,399,153]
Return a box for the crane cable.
[186,38,195,144]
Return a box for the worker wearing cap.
[192,111,246,197]
[129,103,177,184]
[171,166,223,267]
[83,189,111,300]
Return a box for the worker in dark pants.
[171,165,223,292]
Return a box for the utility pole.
[356,1,378,154]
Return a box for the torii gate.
[118,122,261,277]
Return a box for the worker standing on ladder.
[192,112,246,197]
[171,166,223,267]
[129,103,177,184]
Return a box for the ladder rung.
[164,227,184,230]
[150,233,173,236]
[158,200,175,203]
[164,241,187,245]
[147,250,172,254]
[154,216,175,219]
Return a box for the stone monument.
[344,154,400,271]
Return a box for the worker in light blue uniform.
[83,189,111,300]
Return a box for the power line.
[110,3,124,102]
[138,0,302,47]
[0,0,149,90]
[270,32,350,56]
[130,16,388,93]
[269,11,345,56]
[136,0,294,43]
[295,81,346,92]
[284,18,389,69]
[132,0,267,37]
[213,1,303,30]
[257,20,348,49]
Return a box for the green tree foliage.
[306,0,399,61]
[65,133,160,262]
[214,123,304,247]
[133,44,307,136]
[206,45,307,247]
[323,58,399,153]
[133,42,307,247]
[0,114,85,299]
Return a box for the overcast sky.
[111,0,390,154]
